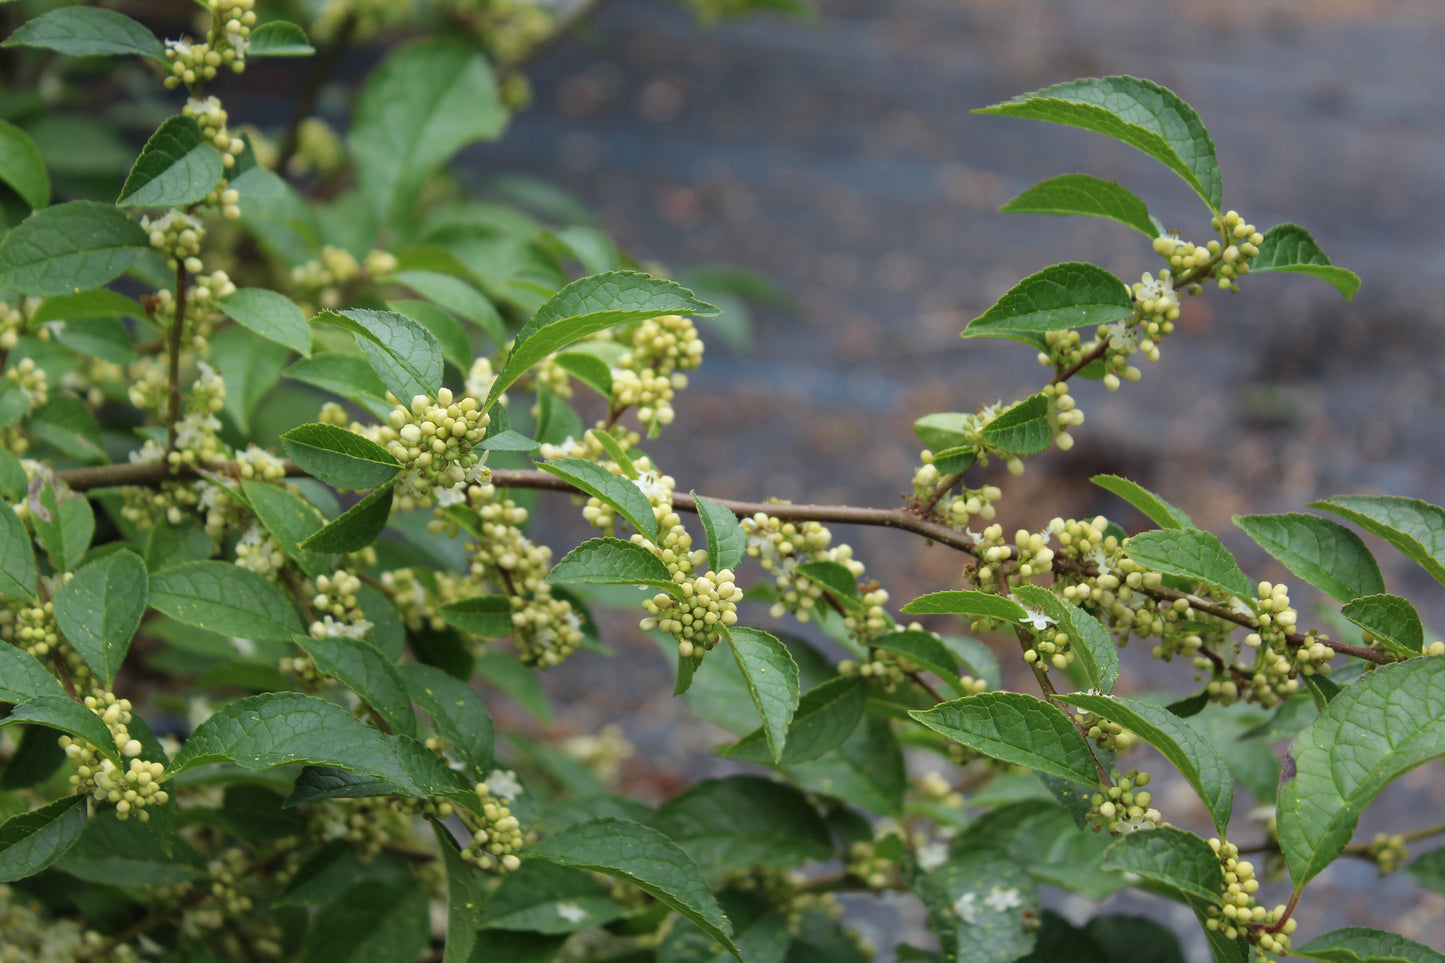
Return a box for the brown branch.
[166,259,189,451]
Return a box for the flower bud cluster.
[164,0,257,89]
[142,210,206,273]
[1074,708,1135,753]
[63,693,169,820]
[641,567,743,659]
[379,567,447,633]
[1022,625,1074,673]
[744,513,846,621]
[381,388,491,511]
[308,570,374,641]
[561,723,635,785]
[1367,832,1409,874]
[5,356,48,412]
[845,839,897,890]
[184,96,247,172]
[461,0,555,64]
[1203,837,1294,956]
[724,866,842,934]
[912,453,1005,531]
[1041,382,1083,451]
[1086,770,1160,835]
[168,362,229,469]
[0,884,129,963]
[235,524,286,579]
[0,299,27,351]
[309,797,412,862]
[313,0,410,42]
[7,599,60,659]
[463,777,526,873]
[286,117,346,178]
[604,313,704,435]
[291,247,396,309]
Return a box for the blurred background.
[472,0,1445,956]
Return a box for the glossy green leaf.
[299,878,430,963]
[1277,657,1445,887]
[0,200,149,295]
[981,393,1054,455]
[963,261,1133,348]
[1312,495,1445,589]
[0,644,67,703]
[30,480,93,573]
[2,694,120,766]
[959,802,1124,901]
[0,502,37,602]
[0,795,88,883]
[871,629,969,695]
[247,20,314,57]
[999,173,1156,237]
[1092,474,1193,529]
[51,550,148,687]
[117,115,224,208]
[297,634,416,739]
[1099,826,1223,904]
[439,595,514,638]
[525,818,738,959]
[351,40,507,224]
[52,316,136,364]
[402,663,494,780]
[911,849,1039,963]
[213,325,289,433]
[1058,693,1232,833]
[1340,594,1424,658]
[284,353,392,418]
[938,634,1002,690]
[1123,529,1253,601]
[910,693,1102,787]
[692,493,745,573]
[794,559,860,604]
[30,288,144,325]
[169,691,460,796]
[313,308,443,404]
[240,480,336,578]
[722,626,800,763]
[1250,224,1360,301]
[549,352,611,399]
[388,300,470,371]
[546,537,681,595]
[218,287,312,356]
[148,560,305,641]
[57,810,205,887]
[281,423,402,491]
[389,269,505,346]
[901,590,1028,624]
[538,458,659,541]
[301,482,396,554]
[649,776,831,879]
[2,6,164,60]
[482,859,626,933]
[1012,585,1120,694]
[1292,927,1445,963]
[723,675,865,765]
[1407,847,1445,897]
[474,652,550,724]
[487,271,719,409]
[0,119,49,210]
[29,395,106,462]
[1233,513,1383,604]
[976,75,1222,212]
[790,716,905,816]
[432,823,488,963]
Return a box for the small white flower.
[435,486,466,507]
[633,470,669,504]
[952,892,977,924]
[556,902,586,924]
[485,769,522,801]
[1021,607,1056,632]
[230,637,256,657]
[983,885,1022,913]
[916,842,949,871]
[1115,812,1160,835]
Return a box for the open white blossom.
[556,902,586,924]
[983,885,1022,912]
[1021,607,1056,631]
[485,769,522,801]
[952,892,977,924]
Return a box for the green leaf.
[901,590,1028,624]
[474,652,550,724]
[297,634,416,739]
[218,288,312,356]
[1407,847,1445,897]
[2,694,120,766]
[981,393,1054,455]
[116,115,225,208]
[693,493,746,574]
[56,810,205,887]
[30,288,144,325]
[1011,585,1120,695]
[53,317,136,364]
[351,40,507,225]
[1277,657,1445,887]
[1082,916,1188,963]
[910,693,1102,787]
[481,859,626,933]
[546,537,681,595]
[1,6,164,60]
[1123,529,1253,601]
[1232,513,1384,604]
[148,560,305,641]
[30,480,93,573]
[214,325,288,433]
[1249,224,1360,301]
[525,818,738,960]
[1100,826,1223,905]
[281,423,402,491]
[963,262,1133,345]
[1293,927,1445,963]
[247,20,314,57]
[487,271,719,409]
[402,663,494,780]
[299,878,430,963]
[649,776,831,879]
[51,550,148,687]
[789,716,905,816]
[960,802,1124,901]
[0,200,149,295]
[538,458,659,541]
[1092,474,1193,529]
[389,269,505,346]
[169,692,459,797]
[0,501,37,602]
[0,643,67,703]
[0,795,88,883]
[793,560,860,604]
[999,173,1156,237]
[551,226,621,275]
[1340,594,1424,658]
[0,119,49,210]
[721,626,800,764]
[285,353,392,418]
[871,629,970,695]
[723,675,866,765]
[433,823,488,963]
[976,75,1222,212]
[1057,693,1232,833]
[29,395,106,462]
[301,483,395,554]
[910,849,1040,963]
[388,300,470,371]
[1312,495,1445,589]
[439,595,514,638]
[240,480,336,578]
[313,308,443,404]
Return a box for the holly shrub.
[1,3,1443,963]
